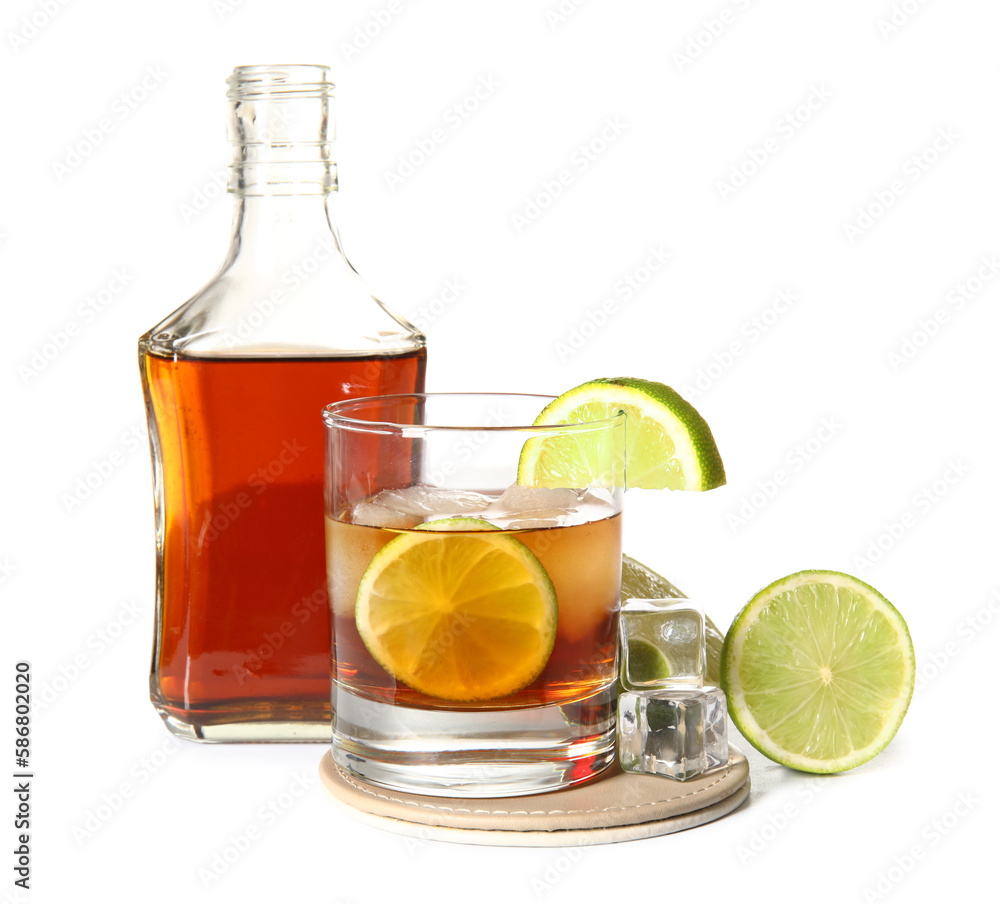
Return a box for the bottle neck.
[227,143,337,197]
[226,193,348,275]
[224,65,345,273]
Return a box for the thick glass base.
[152,696,330,743]
[331,684,616,798]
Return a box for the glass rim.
[321,392,627,434]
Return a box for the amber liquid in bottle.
[143,349,426,733]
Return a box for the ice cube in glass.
[482,484,582,529]
[370,485,496,523]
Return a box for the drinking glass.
[323,393,625,797]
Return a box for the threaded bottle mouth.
[226,64,336,195]
[226,64,335,101]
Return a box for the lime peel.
[518,377,725,491]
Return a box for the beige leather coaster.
[319,750,749,847]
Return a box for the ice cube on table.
[617,687,729,781]
[368,485,497,522]
[620,599,706,689]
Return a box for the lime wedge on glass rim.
[721,570,915,774]
[517,377,725,490]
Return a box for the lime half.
[518,377,725,490]
[721,570,915,774]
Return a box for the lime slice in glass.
[414,517,498,531]
[721,570,915,774]
[517,377,725,490]
[355,531,557,702]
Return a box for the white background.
[2,0,998,901]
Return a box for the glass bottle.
[139,65,426,741]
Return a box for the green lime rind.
[721,569,915,775]
[621,554,723,686]
[518,377,725,491]
[414,517,499,531]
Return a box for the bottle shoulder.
[140,256,425,359]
